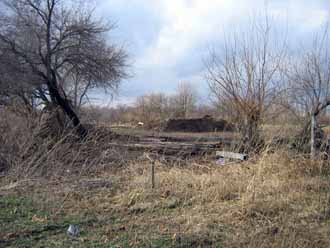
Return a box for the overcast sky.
[92,0,330,106]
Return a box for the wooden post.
[144,153,155,189]
[151,161,155,189]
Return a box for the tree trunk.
[311,113,316,160]
[241,111,261,152]
[47,80,87,138]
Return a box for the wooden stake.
[144,153,155,189]
[151,161,155,189]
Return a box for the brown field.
[2,1,330,247]
[1,122,330,247]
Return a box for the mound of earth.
[163,116,234,132]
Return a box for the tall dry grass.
[0,108,36,175]
[1,108,330,247]
[0,108,133,180]
[110,149,330,247]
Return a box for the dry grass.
[1,150,330,247]
[0,109,137,179]
[105,150,330,247]
[1,109,330,247]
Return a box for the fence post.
[151,160,155,189]
[144,153,155,189]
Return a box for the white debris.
[67,224,80,237]
[216,157,226,165]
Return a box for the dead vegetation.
[1,3,330,247]
[0,109,137,179]
[1,146,330,247]
[116,152,330,247]
[0,108,330,247]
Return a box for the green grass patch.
[0,195,219,247]
[0,195,107,247]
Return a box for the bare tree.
[63,69,94,112]
[171,81,197,118]
[135,95,150,124]
[206,15,287,149]
[0,0,127,137]
[0,39,39,112]
[136,93,170,125]
[287,26,330,158]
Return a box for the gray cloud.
[93,0,330,106]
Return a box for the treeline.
[82,81,218,127]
